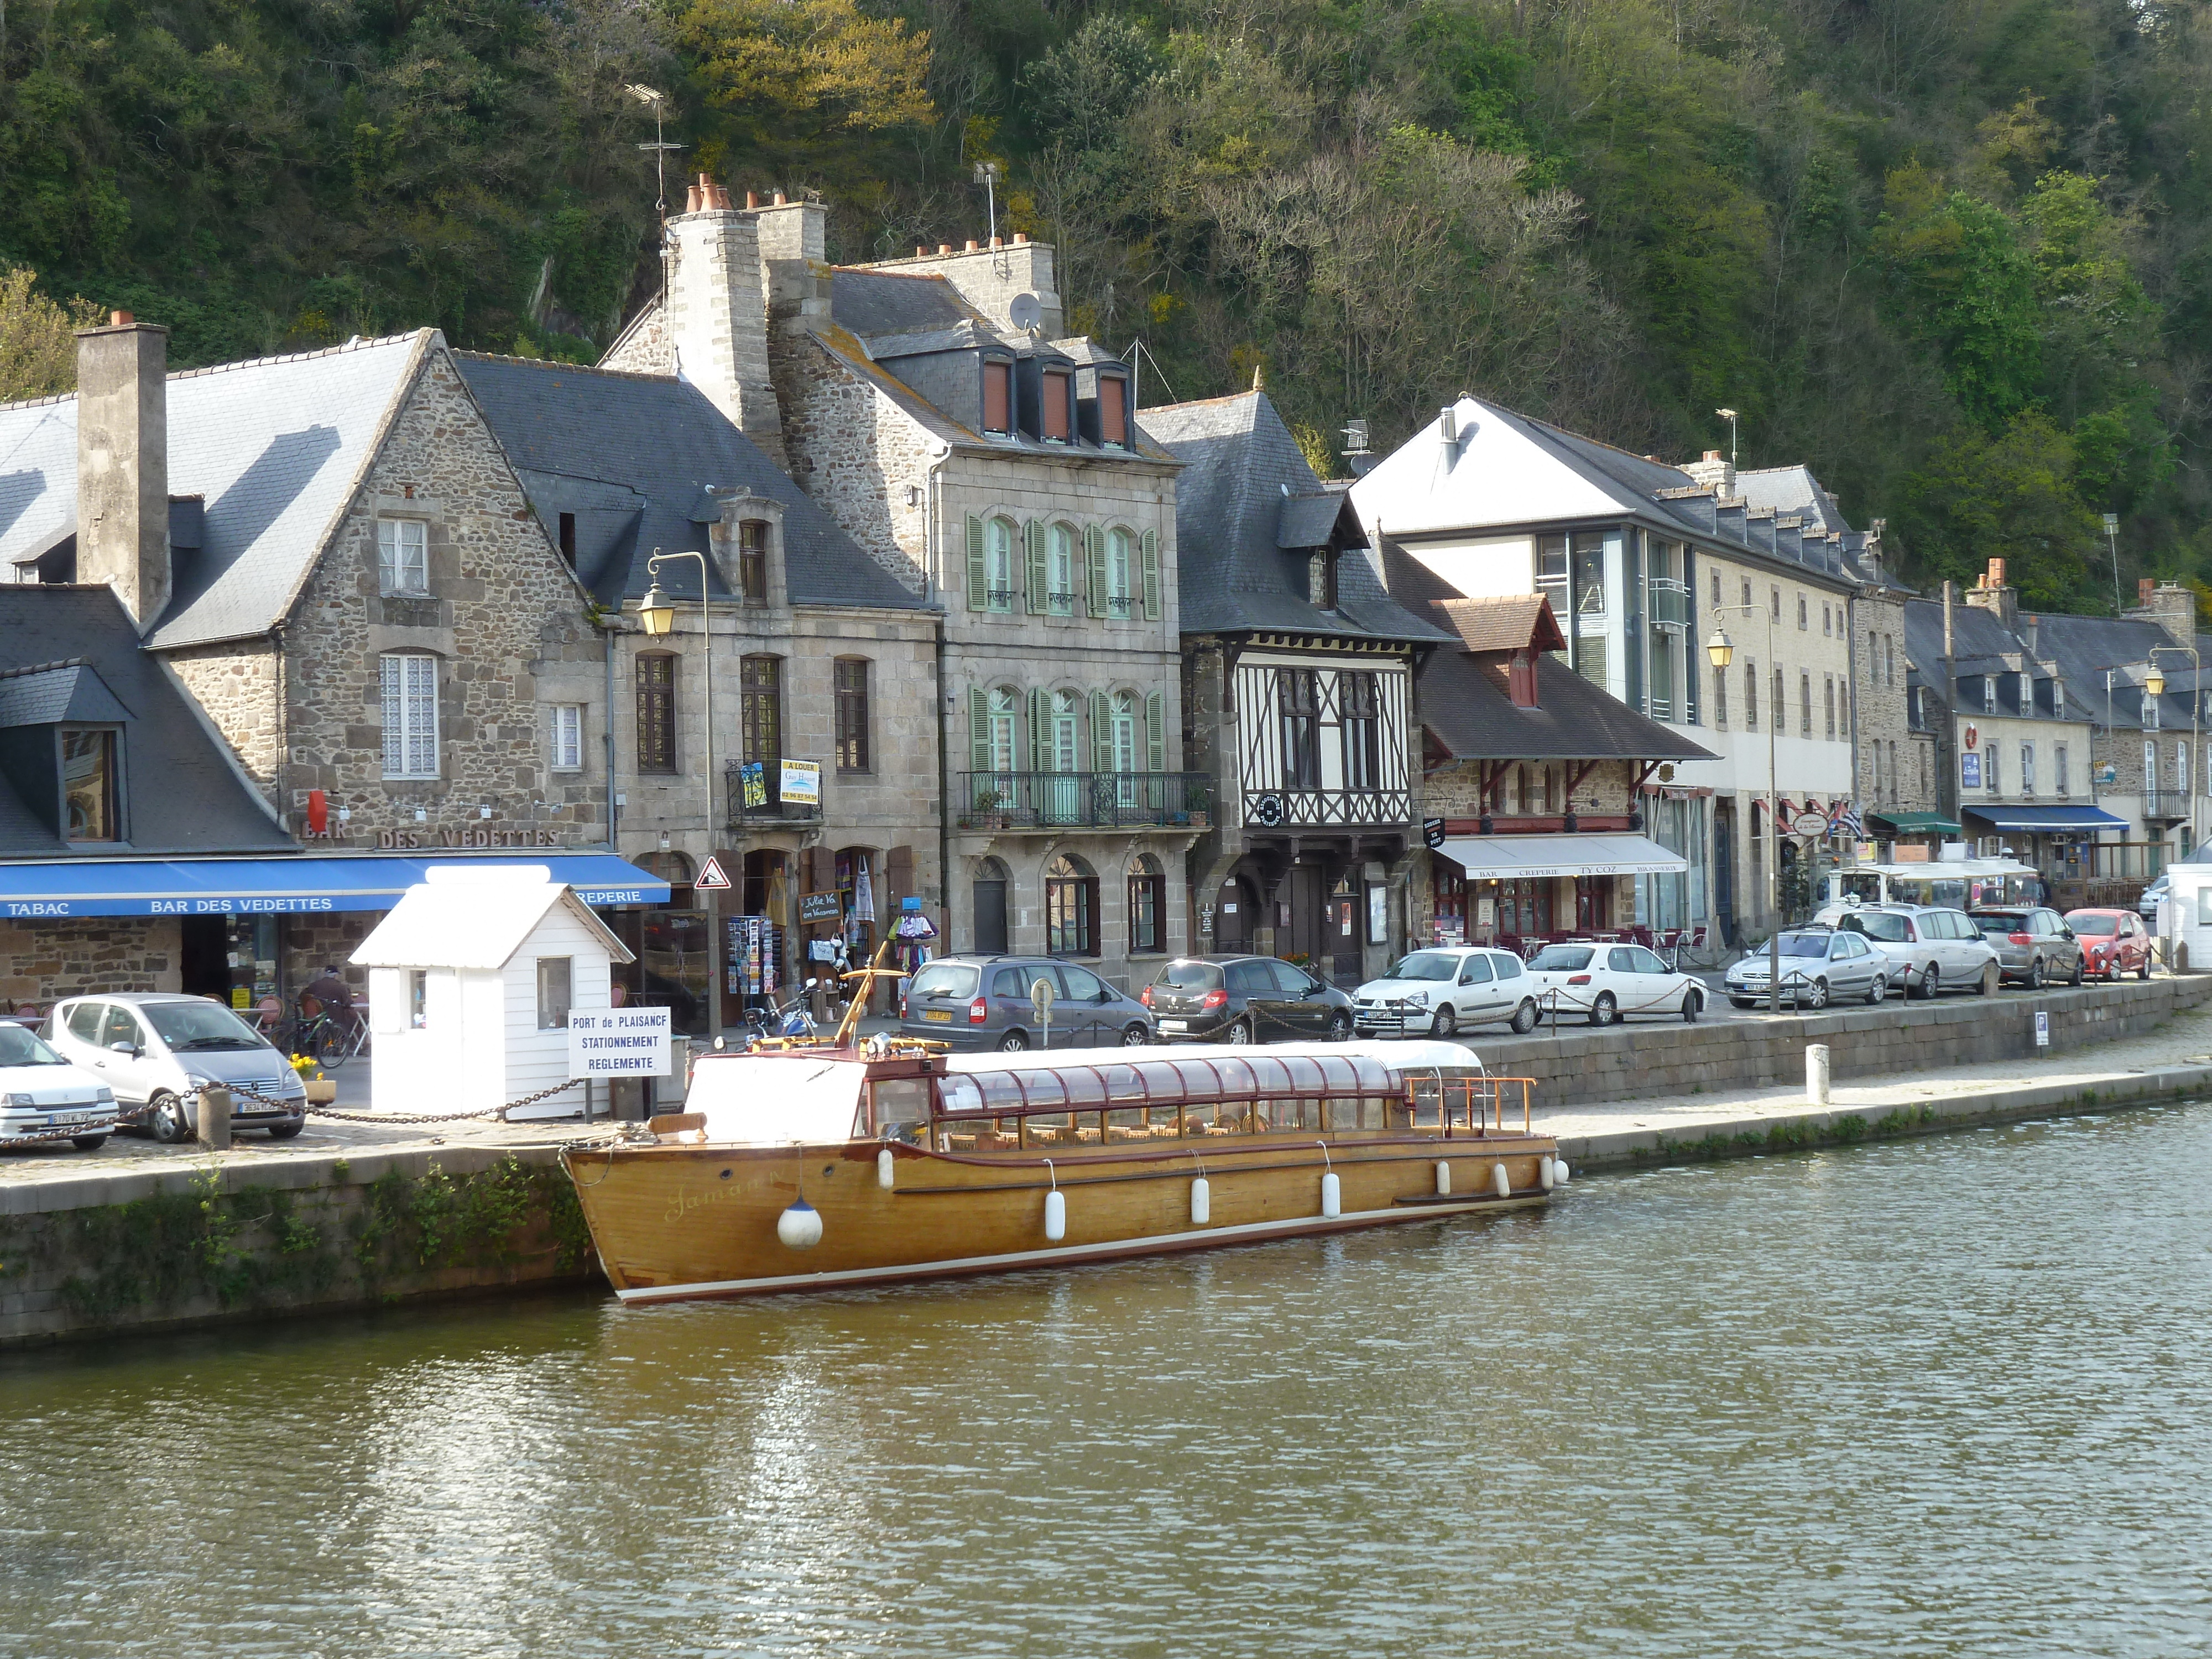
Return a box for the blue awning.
[0,853,670,920]
[1963,805,2130,833]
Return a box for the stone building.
[456,352,939,1029]
[1140,387,1450,984]
[602,182,1193,992]
[0,318,664,1005]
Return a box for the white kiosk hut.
[2160,860,2212,974]
[352,864,634,1121]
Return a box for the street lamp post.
[639,548,722,1046]
[1708,606,1784,1012]
[2103,512,2122,617]
[2146,646,2201,858]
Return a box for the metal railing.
[958,770,1211,830]
[724,760,823,825]
[2142,789,2195,821]
[1648,578,1691,629]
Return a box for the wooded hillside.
[4,0,2208,612]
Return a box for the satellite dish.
[1008,292,1043,334]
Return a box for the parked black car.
[899,956,1155,1051]
[1141,956,1356,1044]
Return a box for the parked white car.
[1524,941,1707,1025]
[1352,947,1541,1038]
[45,994,307,1144]
[0,1022,117,1151]
[1830,904,2002,999]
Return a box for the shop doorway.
[180,916,229,999]
[973,858,1009,954]
[1285,865,1327,964]
[1213,875,1255,952]
[1574,875,1613,932]
[1327,875,1360,985]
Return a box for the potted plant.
[291,1052,337,1104]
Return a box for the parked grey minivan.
[899,956,1155,1051]
[45,993,309,1142]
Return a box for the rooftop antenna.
[973,160,1001,243]
[1715,406,1739,468]
[627,85,683,222]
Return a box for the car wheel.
[1805,978,1829,1011]
[2027,957,2045,991]
[1119,1023,1150,1047]
[2070,954,2085,987]
[1589,992,1618,1027]
[71,1134,108,1152]
[267,1120,304,1139]
[1867,975,1886,1004]
[1681,990,1699,1024]
[148,1091,192,1144]
[1510,998,1539,1034]
[1430,1005,1457,1039]
[996,1029,1030,1052]
[1224,1018,1254,1046]
[2140,956,2153,980]
[1326,1011,1353,1042]
[1979,963,1999,996]
[1917,964,1939,1001]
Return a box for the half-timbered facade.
[1144,389,1451,985]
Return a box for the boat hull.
[566,1133,1558,1303]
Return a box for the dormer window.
[1308,548,1339,611]
[1099,374,1129,447]
[1984,676,1997,713]
[1043,367,1073,442]
[739,520,769,606]
[983,359,1014,435]
[61,728,118,841]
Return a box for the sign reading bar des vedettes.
[567,1008,672,1078]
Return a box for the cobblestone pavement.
[7,1005,2209,1192]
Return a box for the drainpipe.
[925,441,953,940]
[602,615,620,847]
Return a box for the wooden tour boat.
[562,1039,1568,1303]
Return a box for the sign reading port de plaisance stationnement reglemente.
[568,1008,673,1077]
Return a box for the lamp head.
[1705,627,1735,670]
[638,580,675,637]
[2146,663,2167,697]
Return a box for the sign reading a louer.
[568,1008,673,1077]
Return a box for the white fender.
[1435,1160,1452,1196]
[1321,1171,1341,1219]
[776,1198,823,1250]
[1044,1188,1067,1241]
[877,1147,895,1190]
[1554,1158,1571,1184]
[1190,1177,1211,1226]
[1540,1154,1557,1191]
[1492,1161,1511,1198]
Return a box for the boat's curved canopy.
[938,1051,1402,1117]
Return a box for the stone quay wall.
[1479,974,2212,1108]
[0,1145,594,1349]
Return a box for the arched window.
[986,686,1018,771]
[1127,854,1165,954]
[1048,523,1078,616]
[1110,691,1140,805]
[1045,853,1099,957]
[985,518,1017,612]
[1050,691,1082,773]
[1107,528,1135,617]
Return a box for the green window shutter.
[1091,690,1113,771]
[1030,687,1048,771]
[1141,529,1161,620]
[965,515,987,611]
[969,686,990,772]
[1146,690,1165,773]
[1024,521,1047,614]
[1085,525,1108,618]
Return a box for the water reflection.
[4,1106,2211,1656]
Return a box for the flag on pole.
[1829,799,1865,839]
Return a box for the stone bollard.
[198,1084,233,1150]
[1806,1043,1831,1105]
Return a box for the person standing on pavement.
[303,965,359,1037]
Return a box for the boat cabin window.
[869,1077,932,1142]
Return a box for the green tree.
[0,264,101,400]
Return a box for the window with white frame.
[551,705,583,771]
[377,518,430,596]
[380,653,439,778]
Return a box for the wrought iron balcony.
[959,770,1211,831]
[724,759,822,825]
[2142,789,2196,821]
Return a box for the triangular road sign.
[695,855,733,891]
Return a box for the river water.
[5,1104,2210,1658]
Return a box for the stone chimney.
[2125,578,2196,645]
[1682,448,1735,498]
[75,311,171,632]
[1964,555,2018,632]
[878,236,1065,338]
[666,174,785,466]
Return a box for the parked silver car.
[1834,904,2002,999]
[1968,908,2085,988]
[900,956,1155,1051]
[45,994,307,1142]
[1723,927,1888,1009]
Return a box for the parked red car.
[2063,908,2153,980]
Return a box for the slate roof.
[0,586,290,856]
[0,332,427,650]
[454,355,927,611]
[831,269,984,338]
[1421,649,1716,763]
[1895,596,2210,729]
[1138,390,1452,643]
[1735,464,1850,534]
[0,660,133,728]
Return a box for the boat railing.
[1402,1075,1535,1136]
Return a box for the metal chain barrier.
[2,1079,588,1151]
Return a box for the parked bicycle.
[743,980,823,1045]
[289,994,371,1068]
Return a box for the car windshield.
[1384,952,1462,982]
[1843,912,1911,942]
[0,1026,67,1066]
[1777,935,1830,957]
[2068,914,2119,936]
[907,963,979,1000]
[1155,961,1223,989]
[1976,914,2028,936]
[1528,945,1593,971]
[140,1001,269,1051]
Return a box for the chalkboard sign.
[799,891,842,923]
